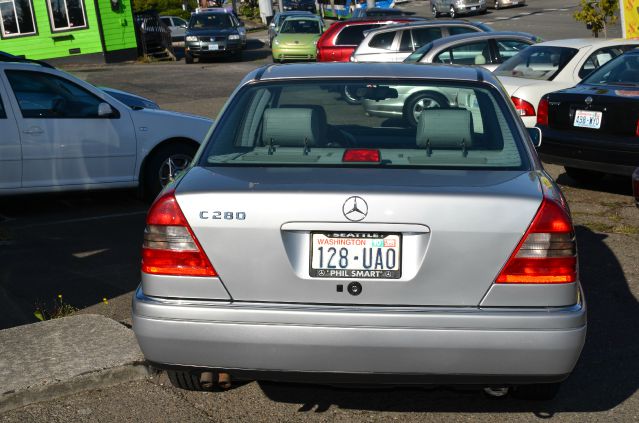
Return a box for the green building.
[0,0,138,63]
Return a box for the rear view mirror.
[527,127,542,148]
[358,86,399,101]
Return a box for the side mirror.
[98,102,115,117]
[527,127,542,148]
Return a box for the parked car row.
[282,12,638,187]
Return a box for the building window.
[0,0,36,38]
[47,0,87,31]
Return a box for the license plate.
[512,1,519,4]
[310,232,401,279]
[574,110,602,129]
[207,44,219,50]
[470,6,477,10]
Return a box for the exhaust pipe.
[483,386,509,398]
[218,372,232,389]
[200,371,215,390]
[199,371,232,390]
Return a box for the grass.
[34,294,78,321]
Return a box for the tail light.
[511,96,536,117]
[496,180,576,284]
[537,98,549,126]
[142,190,216,277]
[635,117,639,137]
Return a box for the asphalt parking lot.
[0,0,638,420]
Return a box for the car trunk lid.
[174,166,542,306]
[548,84,639,136]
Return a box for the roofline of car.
[0,52,55,69]
[248,63,500,87]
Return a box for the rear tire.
[432,4,439,17]
[512,383,561,401]
[143,143,197,202]
[564,166,605,185]
[167,370,206,391]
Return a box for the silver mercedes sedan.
[132,63,586,400]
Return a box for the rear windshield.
[583,52,639,86]
[336,24,382,45]
[200,80,528,170]
[494,46,578,81]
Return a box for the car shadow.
[0,190,147,329]
[555,171,633,197]
[257,225,639,414]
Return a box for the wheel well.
[138,137,199,195]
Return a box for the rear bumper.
[456,4,488,14]
[491,0,525,7]
[539,126,639,176]
[132,286,586,383]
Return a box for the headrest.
[474,54,487,65]
[416,108,473,149]
[262,108,321,147]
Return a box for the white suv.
[0,59,212,199]
[351,20,493,63]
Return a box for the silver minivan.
[432,0,488,18]
[351,20,493,63]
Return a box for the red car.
[316,18,424,62]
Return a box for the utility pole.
[258,0,273,24]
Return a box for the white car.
[495,38,639,127]
[0,60,212,199]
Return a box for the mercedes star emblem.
[585,96,593,105]
[343,196,368,222]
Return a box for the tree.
[573,0,619,38]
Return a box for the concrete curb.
[0,364,152,413]
[0,314,150,413]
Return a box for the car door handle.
[23,127,44,135]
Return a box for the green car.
[272,16,324,62]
